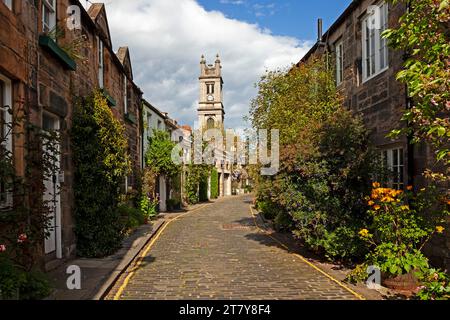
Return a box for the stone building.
[0,0,142,268]
[197,54,232,197]
[299,0,448,270]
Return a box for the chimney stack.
[317,18,323,42]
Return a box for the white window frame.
[97,36,104,88]
[382,148,404,190]
[335,40,344,85]
[0,73,13,208]
[362,2,389,82]
[2,0,13,10]
[42,0,56,34]
[123,75,128,114]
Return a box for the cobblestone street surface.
[107,196,360,300]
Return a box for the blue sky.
[197,0,353,41]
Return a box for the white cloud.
[83,0,311,129]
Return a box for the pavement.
[45,218,166,300]
[105,195,379,300]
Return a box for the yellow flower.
[368,200,375,206]
[374,205,381,211]
[401,205,410,211]
[436,226,445,234]
[359,229,369,237]
[372,182,381,188]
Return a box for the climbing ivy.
[210,168,219,199]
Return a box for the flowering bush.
[358,183,449,278]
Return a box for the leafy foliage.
[184,164,211,205]
[145,130,180,177]
[250,57,379,262]
[71,91,130,257]
[210,168,219,199]
[358,184,449,278]
[384,0,450,171]
[416,268,450,300]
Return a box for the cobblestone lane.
[108,196,359,300]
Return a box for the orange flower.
[407,186,413,191]
[372,182,381,188]
[374,205,381,211]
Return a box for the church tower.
[198,54,225,131]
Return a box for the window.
[42,0,56,34]
[123,75,128,114]
[157,120,162,130]
[2,0,12,10]
[0,75,12,208]
[97,36,104,88]
[335,40,344,85]
[362,2,388,81]
[383,148,404,190]
[207,117,215,130]
[206,83,214,95]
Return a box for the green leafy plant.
[384,0,450,170]
[358,184,449,278]
[416,268,450,300]
[72,91,130,257]
[210,168,219,199]
[145,130,180,177]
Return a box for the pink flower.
[17,234,28,243]
[0,244,6,252]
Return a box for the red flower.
[0,244,6,252]
[17,234,28,243]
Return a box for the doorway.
[42,113,62,259]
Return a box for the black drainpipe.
[404,0,415,188]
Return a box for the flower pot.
[382,272,420,294]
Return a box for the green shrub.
[117,204,145,231]
[199,175,209,202]
[72,91,130,257]
[416,268,450,300]
[210,168,219,199]
[139,195,158,220]
[166,198,181,211]
[0,256,51,300]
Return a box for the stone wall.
[0,0,142,264]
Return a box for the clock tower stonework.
[198,54,225,131]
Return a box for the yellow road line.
[249,205,366,301]
[112,203,212,300]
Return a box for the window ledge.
[39,35,77,71]
[124,113,137,125]
[362,66,389,84]
[101,89,117,107]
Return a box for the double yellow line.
[249,206,366,301]
[112,203,212,300]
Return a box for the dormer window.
[42,0,56,34]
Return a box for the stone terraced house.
[0,0,143,269]
[299,0,449,270]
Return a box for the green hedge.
[210,168,219,199]
[199,175,209,202]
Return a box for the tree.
[145,130,180,177]
[384,0,450,177]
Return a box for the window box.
[101,89,117,107]
[124,113,137,125]
[39,35,77,71]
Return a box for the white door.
[42,113,62,258]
